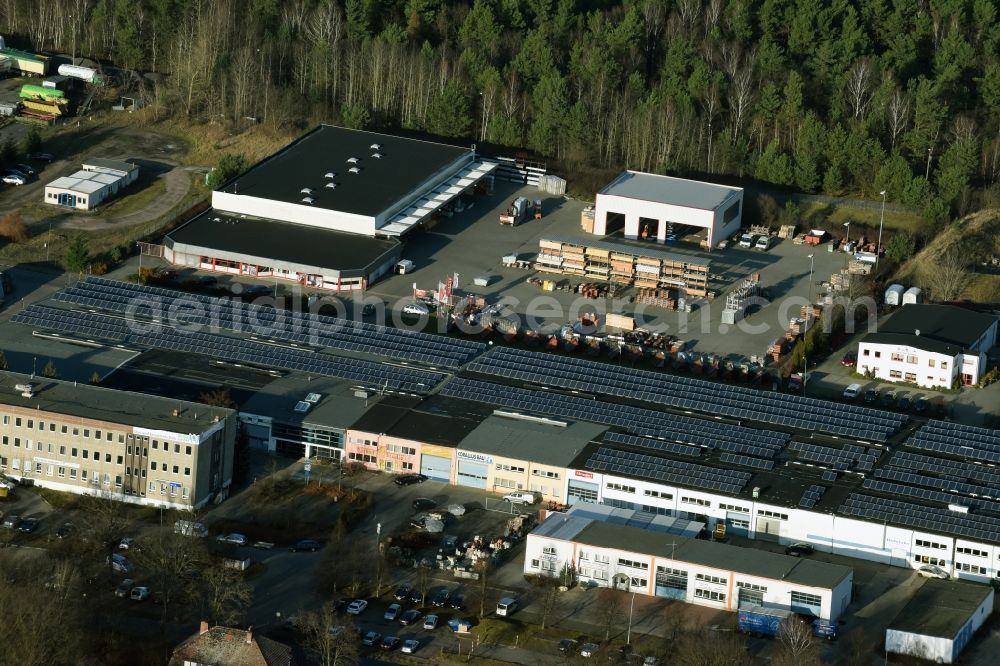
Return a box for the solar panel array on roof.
[841,493,1000,543]
[53,277,485,368]
[786,441,879,472]
[467,347,906,441]
[798,484,827,508]
[585,447,752,495]
[906,420,1000,463]
[11,305,442,393]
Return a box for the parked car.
[130,586,150,601]
[380,636,401,651]
[738,233,755,248]
[217,533,248,546]
[361,303,376,317]
[394,474,426,486]
[346,599,368,615]
[881,389,897,406]
[431,588,451,607]
[118,537,137,550]
[785,542,814,557]
[843,383,862,400]
[384,604,402,621]
[918,564,950,579]
[400,609,421,626]
[409,587,424,604]
[754,235,772,251]
[422,614,439,630]
[914,396,929,413]
[559,639,579,653]
[16,517,38,533]
[289,539,321,552]
[864,388,879,403]
[15,163,36,176]
[362,630,381,647]
[393,583,412,601]
[2,174,26,186]
[27,152,54,163]
[1,514,21,529]
[55,523,74,539]
[841,351,857,367]
[449,593,465,610]
[412,497,436,511]
[107,553,133,574]
[401,639,420,654]
[580,643,600,658]
[897,394,912,410]
[115,579,135,598]
[502,492,537,505]
[402,303,430,316]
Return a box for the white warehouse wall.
[211,191,376,235]
[593,194,716,242]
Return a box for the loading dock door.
[756,517,781,541]
[456,460,488,489]
[726,511,750,537]
[568,480,599,505]
[420,454,451,482]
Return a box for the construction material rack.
[535,235,711,297]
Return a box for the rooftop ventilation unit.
[348,167,361,174]
[301,197,315,204]
[324,172,336,178]
[300,187,312,194]
[370,143,381,150]
[346,157,359,164]
[293,401,312,413]
[305,392,322,404]
[324,182,336,188]
[371,152,383,159]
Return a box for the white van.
[502,492,537,505]
[843,383,862,400]
[496,597,518,617]
[754,236,773,251]
[738,233,755,248]
[395,259,415,275]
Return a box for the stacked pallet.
[584,246,610,278]
[830,270,852,291]
[577,283,611,299]
[778,224,796,239]
[561,243,586,275]
[800,304,822,319]
[635,288,676,309]
[634,256,660,289]
[848,260,873,275]
[769,338,788,362]
[580,206,595,233]
[750,225,772,236]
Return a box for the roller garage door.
[420,454,452,482]
[456,460,489,489]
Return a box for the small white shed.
[884,283,905,306]
[902,287,922,305]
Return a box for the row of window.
[606,482,635,493]
[2,416,193,454]
[915,539,947,550]
[497,463,525,473]
[617,558,649,571]
[864,349,949,370]
[386,444,416,456]
[682,496,711,507]
[532,469,559,479]
[757,509,789,521]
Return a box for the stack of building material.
[778,224,796,239]
[768,338,788,361]
[848,260,873,275]
[580,206,595,232]
[830,270,852,291]
[635,288,676,309]
[18,83,69,120]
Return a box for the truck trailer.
[500,197,530,226]
[737,605,838,640]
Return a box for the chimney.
[245,626,253,644]
[199,620,209,635]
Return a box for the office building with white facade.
[858,304,997,388]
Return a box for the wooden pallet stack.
[779,224,797,239]
[635,288,676,309]
[848,260,873,275]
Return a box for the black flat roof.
[865,304,997,353]
[166,208,401,277]
[221,125,471,216]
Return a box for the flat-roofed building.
[526,505,854,621]
[43,158,139,210]
[0,371,235,509]
[886,579,993,664]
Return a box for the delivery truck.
[499,197,530,226]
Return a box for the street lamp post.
[875,190,887,271]
[626,591,637,646]
[843,221,850,248]
[804,254,815,393]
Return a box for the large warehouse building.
[590,171,743,248]
[163,125,497,291]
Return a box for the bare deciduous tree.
[298,601,360,666]
[920,247,972,302]
[845,58,875,121]
[526,575,561,630]
[199,563,253,626]
[887,87,911,152]
[595,587,625,640]
[134,528,208,627]
[776,617,818,666]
